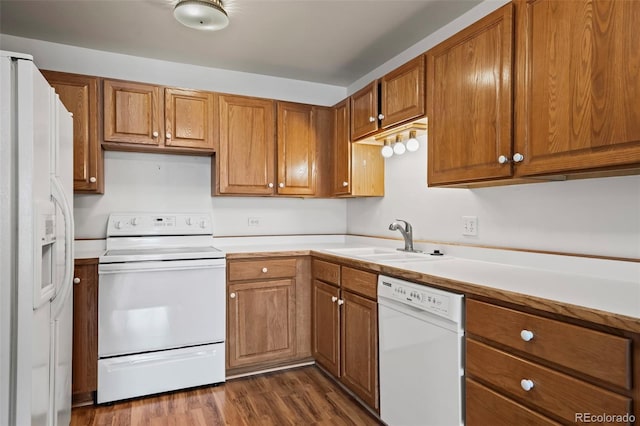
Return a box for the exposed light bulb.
[393,141,406,155]
[406,130,419,152]
[381,144,394,158]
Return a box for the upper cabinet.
[513,0,640,177]
[333,100,384,197]
[215,94,276,195]
[42,70,103,193]
[164,88,215,150]
[350,56,425,141]
[214,98,332,197]
[277,101,329,196]
[103,79,215,154]
[427,0,640,187]
[426,4,514,186]
[350,81,379,141]
[379,55,425,130]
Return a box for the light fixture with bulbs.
[372,120,426,159]
[406,130,419,152]
[393,135,406,155]
[174,0,229,31]
[381,138,394,158]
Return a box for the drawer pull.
[261,267,268,273]
[331,296,338,303]
[520,379,534,391]
[520,330,534,342]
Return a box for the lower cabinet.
[311,259,379,412]
[465,299,633,425]
[72,260,99,405]
[226,257,311,374]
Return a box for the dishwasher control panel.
[378,275,463,323]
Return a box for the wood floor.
[71,366,381,425]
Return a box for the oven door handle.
[99,259,226,274]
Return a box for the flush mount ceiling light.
[174,0,229,31]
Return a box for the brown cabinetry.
[42,71,103,193]
[350,56,425,142]
[332,100,384,197]
[465,299,633,425]
[426,4,514,186]
[277,102,317,196]
[103,79,214,154]
[311,259,379,412]
[215,94,275,195]
[226,257,311,373]
[427,0,640,187]
[72,260,99,405]
[513,0,640,177]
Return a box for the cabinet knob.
[279,183,285,188]
[89,176,97,183]
[368,116,375,123]
[342,181,348,187]
[73,277,80,284]
[152,131,159,138]
[331,296,338,303]
[520,329,534,342]
[498,155,509,164]
[513,153,524,163]
[268,183,274,188]
[230,292,236,299]
[166,132,172,139]
[520,379,534,392]
[337,299,344,306]
[378,113,385,120]
[262,267,268,273]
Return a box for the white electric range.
[97,213,226,404]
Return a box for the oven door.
[98,258,225,358]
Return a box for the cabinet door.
[426,4,514,186]
[333,100,351,195]
[227,279,296,368]
[103,79,162,146]
[164,88,214,150]
[312,280,340,377]
[380,55,425,129]
[514,0,640,176]
[43,71,103,194]
[340,291,379,411]
[276,102,316,196]
[350,81,379,141]
[72,263,98,398]
[217,94,276,195]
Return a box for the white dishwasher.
[378,275,464,426]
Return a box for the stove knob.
[131,217,138,226]
[114,221,122,229]
[186,217,193,226]
[199,220,207,228]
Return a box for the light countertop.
[75,234,640,332]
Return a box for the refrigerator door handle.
[50,176,74,319]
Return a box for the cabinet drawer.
[466,299,631,389]
[228,258,297,282]
[467,339,632,425]
[466,378,560,426]
[341,267,377,300]
[312,259,340,286]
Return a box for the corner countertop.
[75,235,640,333]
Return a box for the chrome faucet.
[388,219,420,252]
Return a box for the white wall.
[75,151,346,239]
[347,137,640,259]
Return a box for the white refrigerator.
[0,51,74,426]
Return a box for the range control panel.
[378,275,463,323]
[106,213,213,236]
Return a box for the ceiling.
[0,0,481,86]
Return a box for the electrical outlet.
[462,216,478,236]
[247,217,260,227]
